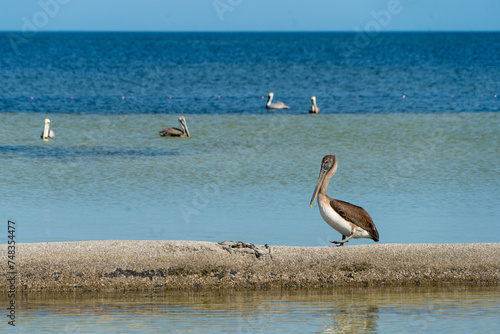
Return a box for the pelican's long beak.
[180,117,190,137]
[310,168,327,207]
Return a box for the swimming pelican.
[309,96,320,114]
[41,118,55,140]
[266,92,290,110]
[310,155,379,245]
[158,116,190,137]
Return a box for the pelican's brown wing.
[331,199,379,241]
[159,127,184,137]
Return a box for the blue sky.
[1,0,499,32]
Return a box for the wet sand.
[1,241,499,292]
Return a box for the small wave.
[0,145,182,159]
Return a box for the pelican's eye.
[323,161,331,170]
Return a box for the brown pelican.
[158,116,190,137]
[310,155,379,245]
[266,92,290,110]
[41,118,55,140]
[309,96,320,114]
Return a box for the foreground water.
[3,287,498,333]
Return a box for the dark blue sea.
[0,30,499,334]
[1,32,499,114]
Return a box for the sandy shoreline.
[1,241,499,292]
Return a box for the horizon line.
[2,29,499,33]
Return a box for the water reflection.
[7,286,499,333]
[327,304,379,333]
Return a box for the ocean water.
[0,32,499,332]
[1,32,498,246]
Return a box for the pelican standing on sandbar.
[309,96,320,114]
[41,118,55,140]
[158,116,190,137]
[310,155,379,245]
[266,92,290,110]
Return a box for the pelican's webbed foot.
[330,235,353,246]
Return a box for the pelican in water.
[41,118,55,140]
[158,116,190,137]
[310,155,379,245]
[266,92,290,110]
[309,96,320,114]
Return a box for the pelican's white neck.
[267,93,274,106]
[42,122,50,139]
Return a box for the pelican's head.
[310,155,338,207]
[268,92,274,99]
[178,116,190,137]
[45,118,51,124]
[311,96,316,102]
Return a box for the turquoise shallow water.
[0,111,498,245]
[6,287,500,333]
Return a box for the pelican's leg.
[330,235,353,246]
